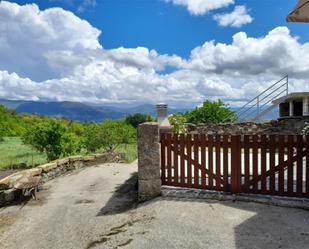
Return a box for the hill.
[0,99,189,122]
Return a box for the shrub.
[125,113,153,128]
[99,120,136,152]
[22,119,77,161]
[169,113,187,134]
[83,120,136,153]
[82,123,102,153]
[186,100,237,124]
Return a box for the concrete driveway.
[1,161,309,249]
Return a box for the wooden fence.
[160,133,309,198]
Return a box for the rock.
[69,155,83,162]
[83,156,95,162]
[38,162,58,173]
[0,189,17,206]
[0,168,42,190]
[13,176,41,190]
[56,158,70,166]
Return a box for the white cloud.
[0,1,101,81]
[213,5,253,28]
[165,0,234,15]
[0,1,309,107]
[77,0,96,13]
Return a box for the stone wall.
[138,122,161,202]
[0,152,125,206]
[187,118,309,135]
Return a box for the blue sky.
[0,0,308,107]
[10,0,308,57]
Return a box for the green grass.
[0,137,47,170]
[0,137,138,170]
[115,143,137,163]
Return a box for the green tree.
[99,120,136,152]
[169,113,187,134]
[125,113,153,128]
[82,123,102,153]
[61,132,82,156]
[22,119,74,161]
[186,100,236,124]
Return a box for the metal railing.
[224,75,289,122]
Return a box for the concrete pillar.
[138,122,161,202]
[303,96,309,116]
[289,100,294,117]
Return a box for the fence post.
[138,122,161,202]
[231,135,241,193]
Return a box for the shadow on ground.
[97,172,138,216]
[96,170,309,248]
[156,196,309,249]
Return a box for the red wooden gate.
[160,133,309,198]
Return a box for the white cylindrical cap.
[156,103,171,127]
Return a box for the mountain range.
[0,99,278,122]
[0,99,189,122]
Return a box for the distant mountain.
[0,99,28,109]
[0,99,279,122]
[0,99,190,122]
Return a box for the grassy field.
[0,137,47,170]
[115,143,137,163]
[0,137,138,170]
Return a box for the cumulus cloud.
[0,1,101,81]
[213,5,253,27]
[0,1,309,107]
[165,0,234,15]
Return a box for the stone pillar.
[303,96,309,116]
[138,122,161,202]
[289,100,294,117]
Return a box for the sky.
[0,0,308,107]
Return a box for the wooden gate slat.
[208,135,214,188]
[223,135,229,191]
[261,135,267,194]
[186,134,192,187]
[194,134,199,188]
[296,135,303,195]
[160,133,166,184]
[215,135,221,190]
[201,134,206,189]
[278,136,285,195]
[253,135,258,193]
[287,135,294,194]
[166,133,172,185]
[269,136,276,194]
[179,134,185,186]
[244,135,250,191]
[173,134,179,186]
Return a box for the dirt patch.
[0,214,17,234]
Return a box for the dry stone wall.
[0,152,125,206]
[187,119,309,135]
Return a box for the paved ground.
[1,161,309,249]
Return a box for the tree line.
[0,100,236,161]
[0,105,153,161]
